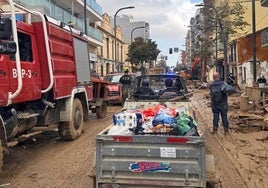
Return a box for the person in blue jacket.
[209,72,237,135]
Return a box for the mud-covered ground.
[0,88,267,188]
[191,89,267,188]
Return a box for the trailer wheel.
[96,102,107,119]
[59,98,84,140]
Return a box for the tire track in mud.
[191,91,248,188]
[0,106,121,188]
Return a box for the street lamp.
[131,26,145,42]
[114,6,135,71]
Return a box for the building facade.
[226,0,268,87]
[187,0,268,87]
[115,15,150,44]
[95,13,151,76]
[96,13,128,76]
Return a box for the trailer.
[92,74,217,188]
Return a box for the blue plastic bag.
[152,112,175,126]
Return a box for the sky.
[97,0,203,67]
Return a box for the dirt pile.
[193,87,267,188]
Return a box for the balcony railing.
[14,0,103,42]
[86,0,102,15]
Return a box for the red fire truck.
[0,0,107,168]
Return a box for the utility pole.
[83,0,87,34]
[252,0,257,82]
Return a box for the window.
[18,32,33,62]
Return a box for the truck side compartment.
[33,21,85,99]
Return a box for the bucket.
[240,95,249,112]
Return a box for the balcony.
[85,0,102,16]
[14,0,103,43]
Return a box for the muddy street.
[192,88,267,188]
[0,106,121,188]
[0,89,267,188]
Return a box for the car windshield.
[104,73,136,83]
[104,75,122,83]
[129,74,188,101]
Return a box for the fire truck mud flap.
[95,99,107,119]
[58,98,84,140]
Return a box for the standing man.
[209,72,237,134]
[119,68,133,106]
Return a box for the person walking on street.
[119,68,133,106]
[209,72,237,134]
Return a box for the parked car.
[103,72,136,105]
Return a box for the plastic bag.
[107,125,132,135]
[184,127,199,136]
[176,113,198,135]
[153,104,177,117]
[153,104,167,114]
[152,112,175,126]
[142,109,155,118]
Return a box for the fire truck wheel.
[96,102,107,119]
[58,98,84,140]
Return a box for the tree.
[127,37,160,69]
[205,2,249,79]
[192,17,215,82]
[217,2,249,80]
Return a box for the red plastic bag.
[153,104,176,117]
[142,109,155,118]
